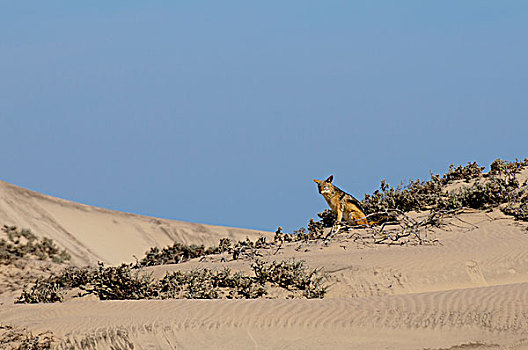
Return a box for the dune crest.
[0,180,268,265]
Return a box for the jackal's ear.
[313,179,321,184]
[325,175,334,183]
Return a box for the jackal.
[313,175,370,233]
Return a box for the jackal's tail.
[363,212,393,226]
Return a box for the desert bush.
[137,242,217,267]
[0,226,70,265]
[440,177,520,211]
[16,277,65,304]
[18,259,326,302]
[273,213,333,244]
[489,158,528,177]
[317,209,337,228]
[17,263,154,303]
[231,236,272,259]
[360,159,527,215]
[15,266,95,304]
[82,263,155,300]
[443,162,485,182]
[0,324,54,350]
[361,176,445,214]
[136,236,271,266]
[501,202,528,221]
[156,268,267,299]
[217,237,233,253]
[157,269,220,299]
[252,259,327,298]
[226,272,268,298]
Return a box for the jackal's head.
[313,175,335,196]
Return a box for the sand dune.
[2,281,527,349]
[0,180,269,265]
[2,179,528,349]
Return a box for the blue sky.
[1,1,527,232]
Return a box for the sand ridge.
[0,180,270,265]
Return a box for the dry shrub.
[443,162,485,182]
[360,159,527,215]
[136,236,271,266]
[136,243,216,267]
[0,324,54,350]
[502,202,528,221]
[17,263,154,303]
[82,263,155,300]
[440,177,521,211]
[231,236,270,260]
[361,176,446,214]
[0,226,70,265]
[157,268,267,299]
[17,259,326,302]
[489,158,528,176]
[16,277,65,304]
[252,259,327,298]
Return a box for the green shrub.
[16,266,93,304]
[217,238,233,253]
[156,259,325,300]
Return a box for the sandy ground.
[1,180,528,349]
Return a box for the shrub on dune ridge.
[135,236,272,267]
[359,158,528,215]
[137,242,217,267]
[489,158,528,176]
[443,161,485,182]
[439,177,521,211]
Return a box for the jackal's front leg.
[326,208,343,240]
